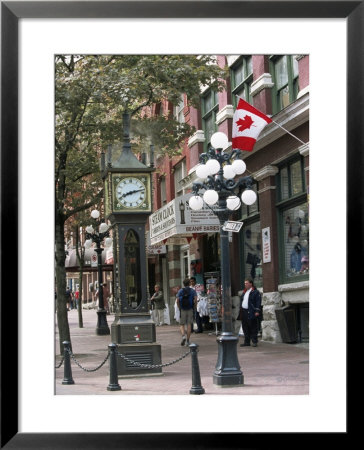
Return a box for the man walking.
[238,277,262,347]
[177,278,197,346]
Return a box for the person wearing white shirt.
[238,278,262,347]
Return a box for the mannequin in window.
[290,242,307,273]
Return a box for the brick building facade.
[148,55,309,343]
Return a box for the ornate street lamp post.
[84,209,113,335]
[189,132,257,386]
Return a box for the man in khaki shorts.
[177,278,197,347]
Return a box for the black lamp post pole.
[86,222,110,336]
[213,150,243,386]
[192,146,254,386]
[94,243,110,336]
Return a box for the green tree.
[55,55,226,352]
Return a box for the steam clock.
[102,113,162,377]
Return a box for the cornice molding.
[254,165,279,181]
[188,130,205,148]
[216,104,234,125]
[250,72,274,97]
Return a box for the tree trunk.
[75,226,84,328]
[55,215,71,354]
[77,264,84,328]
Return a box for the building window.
[277,156,308,282]
[174,159,186,197]
[281,203,309,280]
[231,56,253,107]
[270,55,299,113]
[160,177,167,206]
[241,221,262,288]
[276,157,305,202]
[201,89,218,150]
[174,95,185,124]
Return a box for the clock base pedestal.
[113,343,162,377]
[111,314,162,377]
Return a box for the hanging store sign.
[147,245,167,255]
[262,227,271,263]
[149,194,220,245]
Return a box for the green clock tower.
[102,113,162,377]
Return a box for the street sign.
[222,221,243,232]
[91,253,98,267]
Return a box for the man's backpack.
[180,287,191,310]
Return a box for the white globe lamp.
[231,159,246,175]
[99,222,109,233]
[203,189,219,206]
[189,195,204,210]
[86,225,94,234]
[227,196,241,210]
[205,159,220,175]
[196,164,210,179]
[241,189,257,206]
[211,132,229,150]
[223,165,236,179]
[91,209,100,219]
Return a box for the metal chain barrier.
[115,348,191,369]
[55,356,65,369]
[57,340,205,394]
[67,348,110,372]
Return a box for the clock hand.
[122,188,145,198]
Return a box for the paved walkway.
[55,308,309,395]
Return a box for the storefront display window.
[242,221,262,288]
[282,203,309,279]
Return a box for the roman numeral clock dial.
[113,175,150,211]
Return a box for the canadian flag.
[232,98,272,152]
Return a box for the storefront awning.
[65,247,114,269]
[148,193,220,246]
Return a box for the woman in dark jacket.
[238,278,262,347]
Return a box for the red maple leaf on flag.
[236,115,255,132]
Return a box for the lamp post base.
[96,309,110,335]
[213,333,244,387]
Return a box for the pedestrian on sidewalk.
[151,284,165,326]
[74,289,79,310]
[177,278,197,346]
[65,286,72,311]
[238,277,261,347]
[189,276,197,333]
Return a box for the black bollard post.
[107,343,121,391]
[62,341,74,385]
[189,343,205,395]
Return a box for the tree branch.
[64,189,104,220]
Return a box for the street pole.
[189,132,257,387]
[85,210,111,336]
[213,163,243,386]
[94,244,110,336]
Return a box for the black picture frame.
[1,1,359,448]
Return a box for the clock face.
[114,176,149,210]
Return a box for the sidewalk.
[55,308,309,395]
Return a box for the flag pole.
[270,120,306,145]
[235,95,306,145]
